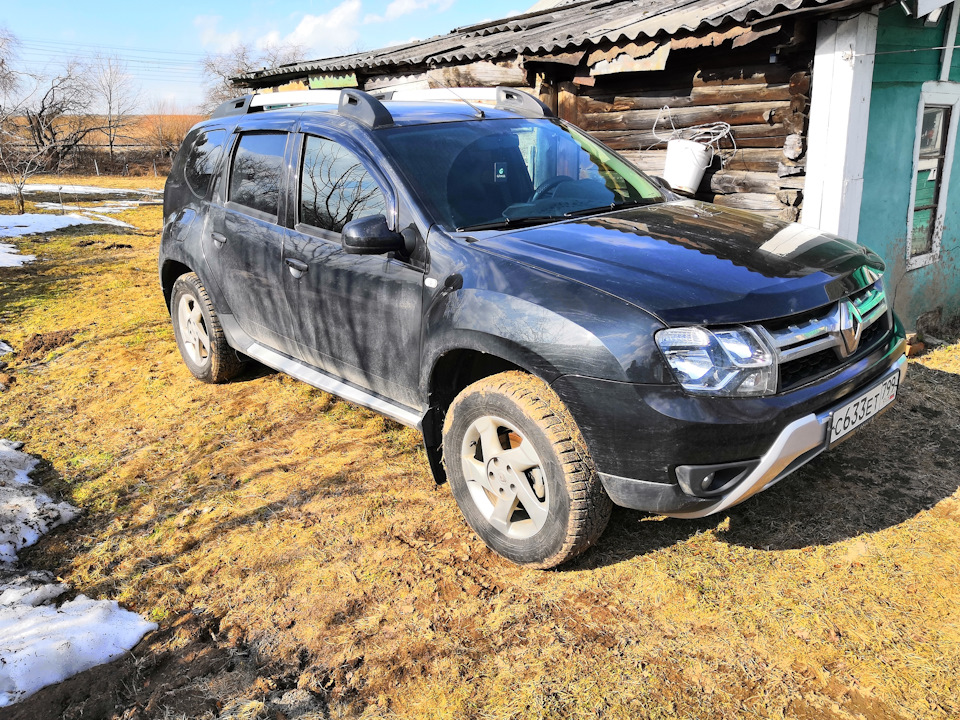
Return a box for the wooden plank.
[694,63,794,87]
[707,192,785,211]
[591,125,788,152]
[789,71,811,97]
[617,147,789,174]
[559,82,579,125]
[578,84,792,113]
[705,170,783,194]
[581,101,791,131]
[620,150,666,174]
[426,60,526,88]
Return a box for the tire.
[442,371,612,569]
[170,272,243,384]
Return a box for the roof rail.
[338,89,394,129]
[495,87,553,118]
[210,89,343,119]
[372,86,553,118]
[209,86,552,123]
[211,95,254,119]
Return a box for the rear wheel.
[443,371,612,568]
[171,273,242,383]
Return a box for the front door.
[283,133,423,408]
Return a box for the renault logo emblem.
[835,301,863,358]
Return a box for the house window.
[908,85,960,270]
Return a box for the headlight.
[656,325,777,396]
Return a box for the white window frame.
[907,81,960,270]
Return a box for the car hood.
[472,200,885,325]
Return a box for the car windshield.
[377,117,664,231]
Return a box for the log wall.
[570,63,811,220]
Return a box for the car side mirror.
[341,215,406,255]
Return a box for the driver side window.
[299,136,386,234]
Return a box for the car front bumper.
[551,323,908,516]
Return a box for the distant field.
[1,176,958,719]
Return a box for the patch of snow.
[0,440,157,706]
[0,242,36,268]
[0,594,156,707]
[0,182,161,197]
[34,200,161,214]
[0,342,12,356]
[0,213,99,239]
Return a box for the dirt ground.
[0,176,959,720]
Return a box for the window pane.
[229,133,287,217]
[300,136,385,233]
[911,207,935,255]
[184,130,226,197]
[911,105,949,258]
[920,107,948,157]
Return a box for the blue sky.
[3,0,527,109]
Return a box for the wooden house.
[234,0,960,330]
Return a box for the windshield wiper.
[563,198,661,218]
[457,215,564,232]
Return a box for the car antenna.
[435,79,485,119]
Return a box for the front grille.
[762,280,891,392]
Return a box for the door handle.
[211,231,227,248]
[285,257,308,278]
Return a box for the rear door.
[203,127,298,353]
[283,131,424,407]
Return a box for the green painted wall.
[858,5,960,329]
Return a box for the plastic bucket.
[663,139,714,195]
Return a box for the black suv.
[160,87,907,568]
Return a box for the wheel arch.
[160,259,193,311]
[421,341,555,485]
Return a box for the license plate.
[829,372,900,446]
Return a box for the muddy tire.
[442,371,612,569]
[170,273,242,384]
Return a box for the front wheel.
[442,371,612,568]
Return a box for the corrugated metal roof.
[235,0,848,83]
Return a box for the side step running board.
[244,342,424,429]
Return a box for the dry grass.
[1,177,959,719]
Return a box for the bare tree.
[0,26,19,96]
[20,61,99,169]
[90,54,140,161]
[1,80,50,214]
[200,41,306,114]
[146,99,195,157]
[1,60,110,212]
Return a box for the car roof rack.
[373,86,553,118]
[209,86,553,123]
[210,89,343,119]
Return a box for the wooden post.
[558,82,580,125]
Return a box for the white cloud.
[364,0,454,24]
[192,2,365,62]
[274,0,364,56]
[193,15,242,52]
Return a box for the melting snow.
[0,440,156,706]
[0,242,36,268]
[0,213,101,239]
[0,182,161,197]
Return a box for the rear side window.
[299,136,386,233]
[184,130,227,198]
[229,132,288,218]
